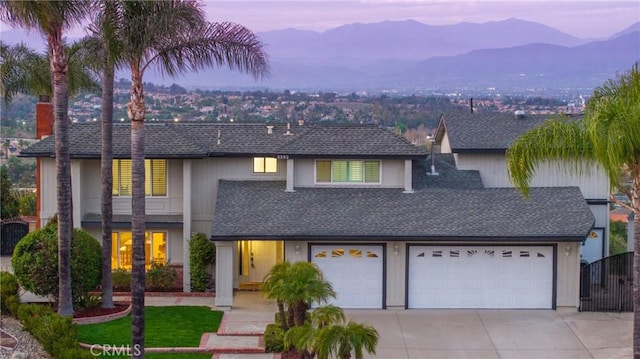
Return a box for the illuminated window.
[112,159,166,196]
[111,231,167,270]
[331,249,345,257]
[316,160,380,183]
[253,157,278,173]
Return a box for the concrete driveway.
[344,307,632,359]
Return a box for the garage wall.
[387,242,406,308]
[556,241,581,307]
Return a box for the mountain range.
[2,18,639,93]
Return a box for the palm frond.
[506,116,593,197]
[0,41,48,103]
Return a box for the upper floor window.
[253,157,277,173]
[113,159,167,196]
[316,160,380,183]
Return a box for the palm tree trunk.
[287,305,296,329]
[129,67,146,359]
[277,301,288,330]
[100,60,115,309]
[49,30,74,317]
[293,302,307,327]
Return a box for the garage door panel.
[408,245,553,309]
[311,245,383,309]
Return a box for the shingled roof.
[21,122,426,159]
[211,180,594,241]
[436,112,580,152]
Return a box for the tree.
[262,261,293,330]
[282,261,336,327]
[0,166,19,219]
[315,321,379,359]
[82,0,125,310]
[506,64,640,356]
[114,2,269,356]
[284,305,379,359]
[12,221,102,307]
[0,1,94,316]
[0,40,98,105]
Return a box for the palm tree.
[315,321,379,359]
[284,305,347,359]
[0,41,47,104]
[0,1,94,316]
[507,64,640,356]
[1,41,97,104]
[115,2,268,356]
[81,0,126,310]
[262,260,293,330]
[285,305,378,359]
[281,261,336,327]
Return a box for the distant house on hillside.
[23,102,601,310]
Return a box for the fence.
[579,252,633,312]
[0,218,29,256]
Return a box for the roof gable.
[439,112,580,152]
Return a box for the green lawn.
[77,306,223,348]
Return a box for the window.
[253,157,278,173]
[316,160,380,183]
[111,231,167,270]
[113,159,167,196]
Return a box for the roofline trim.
[210,235,586,242]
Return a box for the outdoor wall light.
[565,245,571,256]
[295,244,301,255]
[394,244,399,255]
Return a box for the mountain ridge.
[1,18,638,92]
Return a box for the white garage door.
[408,245,553,309]
[311,245,383,309]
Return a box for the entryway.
[238,240,283,286]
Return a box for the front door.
[248,241,281,283]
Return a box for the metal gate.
[0,218,28,256]
[579,252,633,312]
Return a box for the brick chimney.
[35,95,53,228]
[36,95,53,139]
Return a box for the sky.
[1,1,638,40]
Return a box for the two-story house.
[23,103,597,311]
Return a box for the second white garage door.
[408,245,554,309]
[311,245,384,309]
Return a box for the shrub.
[190,232,215,292]
[0,271,20,315]
[17,304,91,358]
[264,323,286,353]
[17,303,54,332]
[112,268,132,291]
[12,222,102,307]
[146,261,177,290]
[77,293,101,309]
